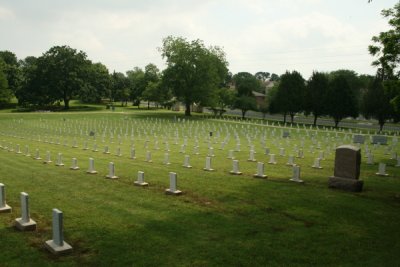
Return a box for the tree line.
[0,3,399,130]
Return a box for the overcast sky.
[0,0,398,78]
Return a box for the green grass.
[0,110,399,266]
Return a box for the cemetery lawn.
[0,110,399,267]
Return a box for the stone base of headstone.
[253,174,267,179]
[165,189,182,195]
[86,170,98,174]
[105,175,118,179]
[134,181,149,187]
[70,166,80,170]
[0,204,12,213]
[328,176,363,192]
[55,163,64,167]
[289,178,304,183]
[229,171,242,175]
[375,172,389,177]
[44,240,73,255]
[203,168,214,171]
[15,218,37,231]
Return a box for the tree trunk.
[148,101,150,109]
[64,98,70,110]
[334,117,340,128]
[379,118,385,133]
[185,102,191,116]
[313,114,318,126]
[290,113,294,123]
[283,112,287,124]
[242,110,246,119]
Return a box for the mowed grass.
[0,110,399,267]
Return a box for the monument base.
[0,204,12,213]
[15,218,37,231]
[229,171,242,175]
[134,181,149,187]
[165,189,182,195]
[328,176,363,192]
[253,174,267,179]
[45,240,73,255]
[105,175,119,179]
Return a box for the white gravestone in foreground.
[15,192,37,231]
[376,163,389,176]
[230,160,242,175]
[165,172,182,195]
[290,165,303,183]
[45,209,73,255]
[105,162,119,179]
[70,158,80,170]
[86,158,98,174]
[134,171,149,187]
[203,157,214,171]
[0,183,12,213]
[254,162,267,178]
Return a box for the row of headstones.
[3,140,398,177]
[0,183,72,255]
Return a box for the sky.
[0,0,398,78]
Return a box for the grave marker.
[0,183,11,213]
[165,172,182,195]
[44,209,73,255]
[230,160,242,175]
[328,145,363,192]
[253,162,267,178]
[106,162,118,179]
[134,171,148,187]
[15,192,37,231]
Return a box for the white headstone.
[146,151,152,162]
[268,154,277,164]
[367,153,374,165]
[290,165,303,183]
[70,158,80,170]
[312,158,322,169]
[43,151,52,164]
[86,158,97,174]
[286,155,295,166]
[44,209,72,254]
[183,155,192,168]
[253,162,267,178]
[165,172,182,195]
[248,150,256,162]
[227,150,234,159]
[204,156,214,171]
[0,183,11,213]
[55,153,64,166]
[15,192,37,231]
[376,163,388,176]
[230,160,242,175]
[106,162,118,179]
[134,171,148,186]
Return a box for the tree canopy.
[160,36,228,116]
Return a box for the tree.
[233,72,262,95]
[362,79,394,131]
[0,51,21,94]
[326,75,358,128]
[126,67,146,107]
[80,62,111,103]
[142,63,161,109]
[270,73,280,81]
[369,2,400,80]
[274,71,305,123]
[305,71,329,126]
[160,36,228,116]
[234,95,257,119]
[111,72,130,106]
[30,46,90,109]
[208,87,235,116]
[0,59,12,106]
[255,71,270,81]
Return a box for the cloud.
[0,6,14,20]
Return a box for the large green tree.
[160,36,228,116]
[362,79,394,131]
[126,67,146,107]
[0,51,21,94]
[369,2,400,80]
[326,75,358,128]
[305,71,329,126]
[0,59,12,106]
[274,70,305,123]
[233,72,262,95]
[31,46,90,109]
[79,62,111,103]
